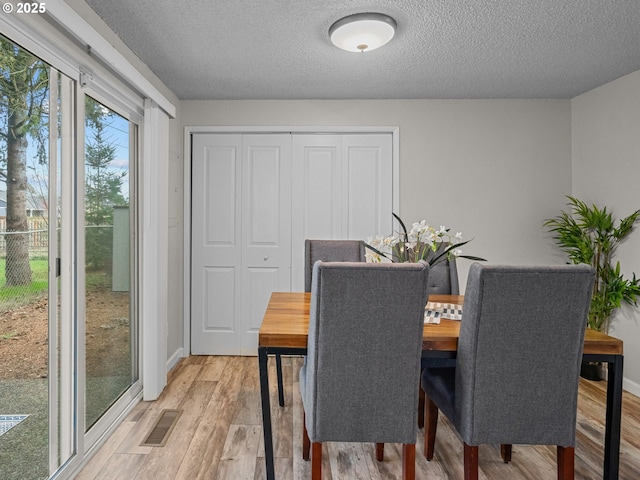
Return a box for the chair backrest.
[302,261,430,444]
[425,243,460,295]
[304,239,365,292]
[455,263,595,447]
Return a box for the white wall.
[182,99,572,291]
[572,70,640,394]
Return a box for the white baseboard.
[623,377,640,398]
[166,347,185,373]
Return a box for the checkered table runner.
[424,302,463,324]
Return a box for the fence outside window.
[0,217,49,252]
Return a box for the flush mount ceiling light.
[329,12,397,53]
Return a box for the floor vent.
[141,409,182,447]
[0,415,29,437]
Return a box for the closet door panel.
[241,134,292,354]
[191,134,242,354]
[291,135,342,290]
[342,134,393,241]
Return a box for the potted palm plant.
[544,196,640,379]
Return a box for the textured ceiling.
[85,0,640,100]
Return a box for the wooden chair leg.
[557,445,574,480]
[375,443,384,461]
[402,443,416,480]
[463,443,479,480]
[500,444,512,463]
[424,396,439,460]
[418,384,425,428]
[311,442,322,480]
[302,413,310,460]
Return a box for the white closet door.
[291,134,393,291]
[191,134,243,354]
[342,134,393,240]
[291,135,342,289]
[191,131,390,353]
[240,134,292,354]
[191,134,292,355]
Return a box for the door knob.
[264,256,269,261]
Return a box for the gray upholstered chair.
[424,242,460,296]
[275,239,366,407]
[304,239,366,291]
[421,263,595,480]
[299,261,430,480]
[416,243,460,428]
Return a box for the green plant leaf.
[544,195,640,331]
[392,212,408,241]
[362,242,392,261]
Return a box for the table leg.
[259,347,275,480]
[603,355,623,480]
[276,354,285,407]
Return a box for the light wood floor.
[76,355,640,479]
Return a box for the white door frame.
[183,126,400,356]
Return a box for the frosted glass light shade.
[329,13,397,53]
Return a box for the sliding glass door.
[0,34,61,479]
[83,95,138,431]
[0,33,140,479]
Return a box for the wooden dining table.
[258,292,624,480]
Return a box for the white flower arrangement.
[364,213,485,265]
